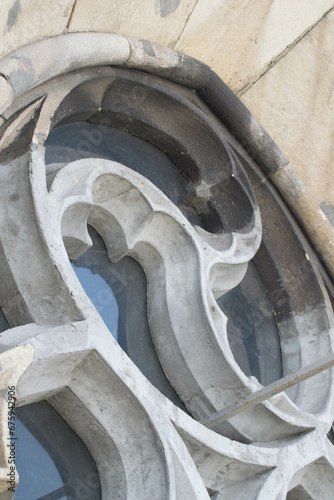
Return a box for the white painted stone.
[175,0,334,93]
[0,0,75,58]
[68,0,198,48]
[242,8,334,207]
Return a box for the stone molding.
[0,32,333,282]
[0,33,334,499]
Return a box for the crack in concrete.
[173,0,199,49]
[237,6,334,97]
[66,0,78,31]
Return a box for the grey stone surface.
[0,34,130,112]
[321,201,334,228]
[1,33,334,500]
[0,345,33,495]
[241,7,334,209]
[160,0,180,17]
[0,0,75,58]
[68,0,197,48]
[175,0,334,94]
[6,0,21,32]
[0,77,14,115]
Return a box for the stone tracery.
[0,34,334,499]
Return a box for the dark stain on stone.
[0,95,46,163]
[159,0,180,17]
[10,193,19,202]
[141,40,155,57]
[8,221,19,237]
[320,201,334,227]
[8,55,35,96]
[7,0,21,32]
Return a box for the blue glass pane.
[15,416,65,499]
[15,401,101,499]
[217,261,282,386]
[72,226,189,413]
[72,263,119,340]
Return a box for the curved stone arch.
[0,32,334,499]
[1,53,331,433]
[9,40,332,414]
[1,34,334,285]
[48,158,325,443]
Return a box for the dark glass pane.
[286,485,313,500]
[0,306,9,333]
[327,426,334,445]
[45,122,202,227]
[72,226,188,413]
[217,261,282,385]
[15,400,101,499]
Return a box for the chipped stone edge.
[0,345,34,495]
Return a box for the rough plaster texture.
[68,0,198,48]
[0,0,75,58]
[242,7,334,208]
[175,0,334,93]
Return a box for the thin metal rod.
[201,352,334,428]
